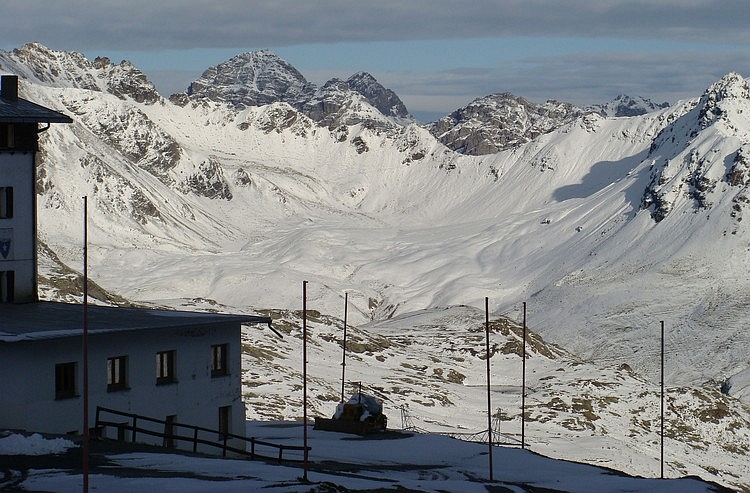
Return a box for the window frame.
[55,362,77,400]
[0,123,14,150]
[211,343,229,377]
[156,350,177,385]
[106,355,129,392]
[0,187,12,219]
[0,270,14,303]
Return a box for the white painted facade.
[0,152,36,302]
[0,316,246,452]
[0,152,36,301]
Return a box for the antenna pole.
[82,196,89,493]
[341,292,348,403]
[521,301,527,449]
[660,320,665,479]
[302,280,308,482]
[485,297,494,481]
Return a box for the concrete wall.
[0,322,247,453]
[0,152,36,302]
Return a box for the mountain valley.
[3,42,750,490]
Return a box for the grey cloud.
[3,0,750,51]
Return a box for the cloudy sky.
[2,0,750,121]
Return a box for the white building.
[0,301,269,451]
[0,74,272,452]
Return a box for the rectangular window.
[0,271,14,303]
[211,344,228,377]
[106,356,128,392]
[218,405,231,438]
[156,350,176,385]
[0,187,12,219]
[55,362,77,399]
[0,124,14,149]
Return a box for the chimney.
[1,75,19,101]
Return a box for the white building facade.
[0,302,265,452]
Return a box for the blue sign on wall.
[0,238,10,259]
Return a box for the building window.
[107,356,128,392]
[55,362,77,399]
[0,124,14,149]
[218,405,231,438]
[0,270,14,302]
[211,344,228,377]
[156,350,176,385]
[0,187,12,218]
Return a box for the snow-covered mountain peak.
[345,71,412,122]
[185,49,314,108]
[702,72,750,103]
[638,74,750,224]
[183,51,410,129]
[696,72,750,129]
[589,94,670,117]
[427,92,584,155]
[0,42,160,104]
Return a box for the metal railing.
[94,406,310,462]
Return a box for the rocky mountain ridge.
[180,49,412,130]
[2,43,671,156]
[428,93,585,155]
[0,42,160,104]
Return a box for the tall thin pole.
[521,301,527,449]
[302,280,308,482]
[82,196,89,493]
[485,297,494,481]
[340,292,348,403]
[660,320,665,479]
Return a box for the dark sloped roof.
[0,96,72,123]
[0,301,272,342]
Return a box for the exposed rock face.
[186,50,315,109]
[428,93,584,155]
[641,72,750,223]
[5,43,160,104]
[345,72,410,121]
[93,57,161,104]
[181,157,233,200]
[300,78,400,129]
[183,51,412,129]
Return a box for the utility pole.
[341,292,348,403]
[302,281,308,482]
[485,297,494,481]
[660,320,665,479]
[521,301,527,449]
[82,196,89,493]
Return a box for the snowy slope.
[3,43,750,490]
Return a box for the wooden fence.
[94,406,309,462]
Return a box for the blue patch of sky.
[84,36,742,76]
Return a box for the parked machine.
[314,393,387,435]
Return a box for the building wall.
[0,322,246,453]
[0,152,36,302]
